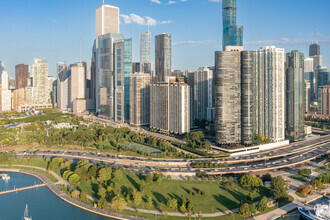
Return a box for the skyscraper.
[222,0,243,51]
[253,46,285,143]
[32,59,49,104]
[0,64,12,112]
[96,4,119,48]
[285,50,305,142]
[150,81,190,134]
[215,46,253,146]
[130,73,151,127]
[318,85,330,115]
[305,80,311,113]
[15,64,29,89]
[155,33,172,82]
[193,67,214,123]
[140,31,151,63]
[316,66,330,89]
[70,62,86,107]
[113,38,132,123]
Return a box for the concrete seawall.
[0,169,149,220]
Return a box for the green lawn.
[314,164,329,172]
[122,142,163,154]
[0,165,58,182]
[289,175,308,182]
[78,173,271,213]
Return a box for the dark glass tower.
[222,0,243,50]
[309,43,320,57]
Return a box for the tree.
[68,173,80,186]
[187,202,193,211]
[250,203,256,214]
[180,203,187,213]
[261,173,272,182]
[298,169,312,176]
[97,167,112,183]
[273,187,289,201]
[80,191,87,201]
[98,197,108,209]
[111,197,127,212]
[147,194,153,206]
[139,180,146,192]
[167,198,178,210]
[298,185,311,196]
[98,186,107,199]
[113,169,123,182]
[133,191,142,206]
[146,173,154,183]
[239,174,263,188]
[71,190,80,199]
[257,196,268,212]
[239,203,251,217]
[154,173,163,185]
[271,176,285,190]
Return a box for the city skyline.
[1,0,330,77]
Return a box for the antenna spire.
[311,32,314,44]
[316,31,318,44]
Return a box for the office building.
[155,33,172,82]
[285,50,305,142]
[12,89,25,112]
[0,64,11,112]
[150,82,190,134]
[253,46,285,143]
[15,64,29,89]
[316,66,330,89]
[56,62,70,110]
[318,85,330,115]
[96,33,124,118]
[132,62,140,73]
[215,46,253,146]
[222,0,243,50]
[70,62,86,107]
[129,73,151,127]
[96,4,119,48]
[32,59,49,104]
[186,70,195,127]
[113,38,132,122]
[140,31,151,63]
[193,67,214,122]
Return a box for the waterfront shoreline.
[0,168,147,220]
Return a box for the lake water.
[0,172,110,220]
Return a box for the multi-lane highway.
[5,134,330,177]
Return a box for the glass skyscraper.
[285,51,305,142]
[140,31,151,63]
[222,0,243,50]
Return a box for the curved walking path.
[0,168,148,220]
[0,164,239,218]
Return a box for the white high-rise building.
[32,59,49,104]
[193,67,214,122]
[0,63,12,112]
[253,46,285,143]
[140,31,151,63]
[95,4,119,48]
[70,62,86,106]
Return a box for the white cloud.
[167,1,177,4]
[120,14,171,26]
[173,40,216,46]
[209,0,221,2]
[151,0,161,4]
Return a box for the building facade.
[140,31,151,63]
[150,82,190,134]
[96,5,119,48]
[32,59,49,104]
[193,67,214,123]
[15,64,29,89]
[305,80,311,113]
[253,46,285,143]
[222,0,243,50]
[215,46,253,146]
[318,85,330,115]
[70,62,86,107]
[155,34,172,82]
[285,50,305,142]
[12,89,25,112]
[129,73,151,127]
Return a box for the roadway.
[6,135,330,176]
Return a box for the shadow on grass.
[126,175,140,191]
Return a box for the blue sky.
[0,0,330,77]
